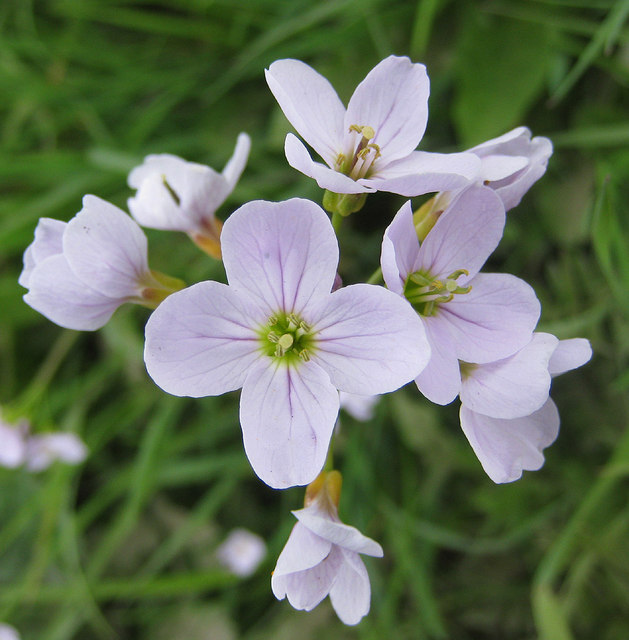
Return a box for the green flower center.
[258,312,315,364]
[404,269,472,316]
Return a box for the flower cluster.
[18,55,590,625]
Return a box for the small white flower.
[0,623,20,640]
[25,432,88,473]
[217,528,266,577]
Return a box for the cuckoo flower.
[381,185,540,406]
[144,198,429,488]
[20,196,183,331]
[459,335,592,483]
[217,528,267,578]
[467,127,553,211]
[272,471,383,625]
[128,133,251,258]
[265,57,479,208]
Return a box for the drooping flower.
[381,185,541,406]
[272,471,383,625]
[20,195,183,331]
[467,127,553,211]
[127,133,251,258]
[216,528,267,578]
[144,198,429,488]
[265,57,479,211]
[459,335,592,483]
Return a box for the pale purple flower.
[127,133,250,258]
[0,418,27,469]
[144,198,429,488]
[0,623,20,640]
[20,195,181,331]
[459,335,592,483]
[265,56,479,197]
[217,528,266,578]
[467,127,553,211]
[272,471,383,625]
[381,185,541,406]
[25,432,88,472]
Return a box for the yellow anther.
[298,349,310,362]
[267,331,279,343]
[349,124,376,140]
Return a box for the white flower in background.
[128,133,251,258]
[0,418,27,469]
[217,528,266,578]
[459,335,592,483]
[339,392,379,422]
[266,56,479,200]
[0,623,20,640]
[20,195,183,331]
[272,471,383,625]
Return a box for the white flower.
[0,623,20,640]
[272,471,383,625]
[217,528,266,577]
[127,133,250,258]
[25,432,88,472]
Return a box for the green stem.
[331,211,343,235]
[366,266,383,285]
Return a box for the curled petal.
[19,218,66,288]
[345,56,429,163]
[295,506,383,557]
[144,281,263,397]
[272,522,332,578]
[240,359,339,489]
[266,59,346,167]
[64,195,149,298]
[549,338,592,376]
[460,399,560,483]
[460,333,558,419]
[222,198,339,316]
[310,284,430,395]
[222,132,251,189]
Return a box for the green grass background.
[1,0,628,638]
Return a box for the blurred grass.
[1,0,628,638]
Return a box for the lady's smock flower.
[144,198,429,488]
[128,133,251,258]
[381,185,540,405]
[265,57,479,204]
[272,471,383,625]
[20,196,183,331]
[217,528,266,578]
[459,335,592,482]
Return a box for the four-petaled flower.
[381,185,541,406]
[265,56,479,200]
[144,198,430,488]
[20,195,183,331]
[272,471,383,625]
[127,133,251,258]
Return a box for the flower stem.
[366,266,383,285]
[331,211,343,235]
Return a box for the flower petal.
[64,195,149,298]
[440,273,541,364]
[284,134,371,194]
[239,359,339,488]
[265,59,345,166]
[460,333,558,419]
[380,200,419,295]
[273,521,332,578]
[309,284,430,395]
[329,550,371,625]
[460,399,560,483]
[221,198,339,316]
[25,433,87,472]
[345,56,429,163]
[144,281,263,397]
[0,423,26,468]
[274,545,344,611]
[366,150,480,196]
[294,507,383,557]
[414,317,461,405]
[24,255,122,330]
[221,132,251,189]
[19,218,66,288]
[417,185,505,280]
[548,338,592,377]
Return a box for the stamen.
[267,331,280,343]
[298,349,310,362]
